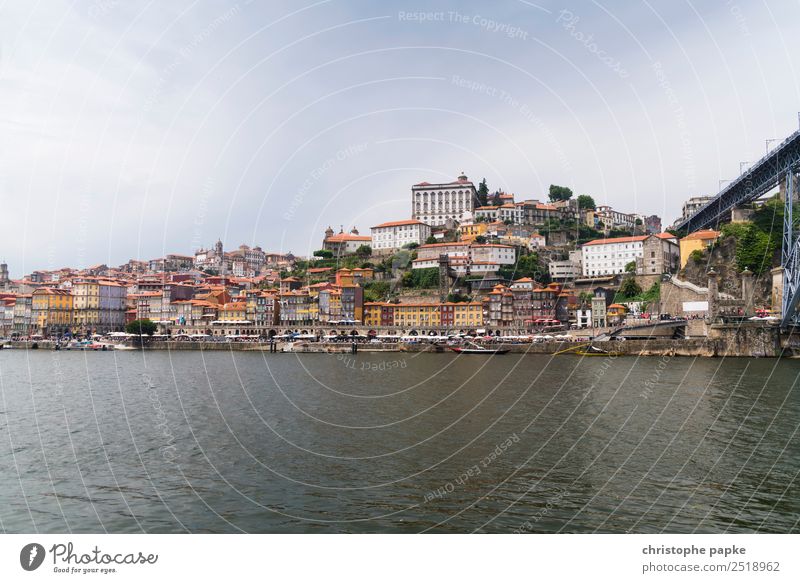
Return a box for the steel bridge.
[673,129,800,327]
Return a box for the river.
[0,350,798,533]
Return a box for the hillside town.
[0,173,783,343]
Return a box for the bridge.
[673,128,800,327]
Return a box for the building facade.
[411,173,477,226]
[370,220,432,253]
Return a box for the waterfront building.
[1,297,14,336]
[485,285,514,327]
[370,219,431,253]
[391,303,441,328]
[679,230,720,267]
[637,233,680,275]
[31,288,73,336]
[279,289,316,325]
[411,173,477,226]
[581,233,677,277]
[531,283,562,323]
[12,294,32,336]
[72,279,127,333]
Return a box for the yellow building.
[444,302,484,327]
[392,303,440,328]
[32,288,73,335]
[219,302,247,322]
[679,230,720,267]
[459,222,488,242]
[363,302,383,327]
[72,280,100,329]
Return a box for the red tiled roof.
[372,219,427,228]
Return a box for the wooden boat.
[449,341,509,355]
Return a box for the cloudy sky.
[1,0,799,276]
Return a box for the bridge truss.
[673,129,800,327]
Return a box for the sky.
[1,0,799,276]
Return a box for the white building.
[412,242,516,275]
[595,206,637,231]
[498,203,524,224]
[678,196,714,225]
[370,219,432,253]
[549,260,581,281]
[582,235,646,277]
[411,173,477,226]
[582,233,677,277]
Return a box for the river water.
[0,349,798,533]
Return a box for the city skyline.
[2,1,800,274]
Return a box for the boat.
[556,344,622,357]
[449,341,509,355]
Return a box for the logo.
[20,543,46,571]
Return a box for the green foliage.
[720,217,779,275]
[577,225,603,244]
[313,249,333,259]
[126,319,157,336]
[355,244,372,259]
[615,281,660,306]
[474,235,487,244]
[614,277,661,304]
[688,249,705,264]
[446,292,471,303]
[617,276,642,299]
[608,228,633,238]
[362,280,391,302]
[424,235,437,244]
[625,261,637,273]
[498,251,544,281]
[402,267,439,289]
[548,184,573,202]
[402,242,419,250]
[477,178,489,206]
[577,194,596,210]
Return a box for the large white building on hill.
[411,173,477,226]
[370,219,431,253]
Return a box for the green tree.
[577,194,596,210]
[446,292,471,303]
[363,281,391,302]
[618,277,642,299]
[625,260,637,273]
[313,249,333,259]
[548,184,573,202]
[355,244,372,259]
[476,178,489,206]
[424,235,437,244]
[126,319,157,336]
[402,242,419,250]
[402,267,439,289]
[474,235,487,244]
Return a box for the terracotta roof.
[583,235,649,246]
[682,229,720,241]
[372,219,427,228]
[325,234,371,242]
